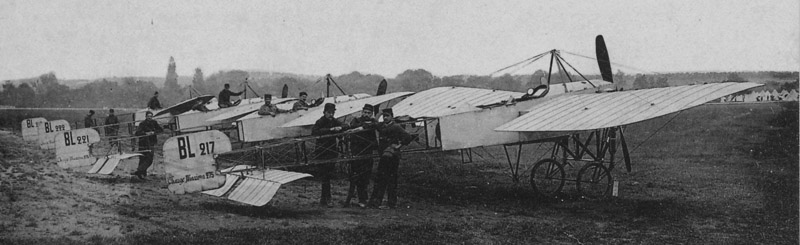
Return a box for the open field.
[0,102,797,244]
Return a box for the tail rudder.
[377,79,388,95]
[164,130,232,194]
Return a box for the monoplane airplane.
[155,35,762,206]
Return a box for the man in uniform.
[104,109,119,137]
[311,103,345,207]
[218,84,243,108]
[346,104,379,207]
[148,91,162,110]
[133,111,163,180]
[368,108,412,209]
[292,92,311,111]
[84,110,95,128]
[257,94,288,116]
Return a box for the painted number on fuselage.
[63,131,90,146]
[26,119,34,128]
[177,136,215,160]
[44,122,66,133]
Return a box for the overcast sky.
[0,0,797,80]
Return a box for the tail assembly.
[164,130,311,206]
[281,84,289,98]
[55,128,101,168]
[164,130,232,194]
[595,35,613,83]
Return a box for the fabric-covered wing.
[496,82,762,132]
[206,97,297,123]
[154,95,215,117]
[280,92,414,128]
[391,87,523,118]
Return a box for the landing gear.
[502,126,630,198]
[530,158,565,197]
[576,163,612,199]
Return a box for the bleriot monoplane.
[158,35,760,206]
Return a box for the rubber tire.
[576,163,613,199]
[530,158,565,197]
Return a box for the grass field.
[0,102,797,244]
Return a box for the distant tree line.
[0,57,796,109]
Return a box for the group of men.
[84,109,120,137]
[111,84,412,208]
[312,102,412,209]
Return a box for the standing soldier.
[104,109,119,137]
[148,91,162,110]
[133,111,163,180]
[346,104,379,207]
[84,110,95,128]
[368,108,412,209]
[311,103,345,207]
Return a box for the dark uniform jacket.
[148,96,162,110]
[292,100,311,111]
[135,119,163,150]
[104,114,119,135]
[84,115,94,128]
[349,116,379,155]
[379,122,413,157]
[312,116,345,159]
[218,89,243,105]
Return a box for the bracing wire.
[560,50,661,75]
[488,50,551,77]
[629,110,684,153]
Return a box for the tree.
[633,74,649,90]
[613,69,628,89]
[192,68,206,94]
[165,56,179,90]
[395,69,434,92]
[654,76,669,88]
[15,83,36,107]
[724,72,747,83]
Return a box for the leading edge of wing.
[495,82,763,132]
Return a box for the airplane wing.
[280,92,414,128]
[205,97,298,123]
[154,95,215,117]
[391,87,523,118]
[495,82,762,132]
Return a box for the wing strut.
[325,74,347,97]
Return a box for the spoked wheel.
[530,158,565,197]
[576,163,613,199]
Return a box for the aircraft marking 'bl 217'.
[164,130,232,195]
